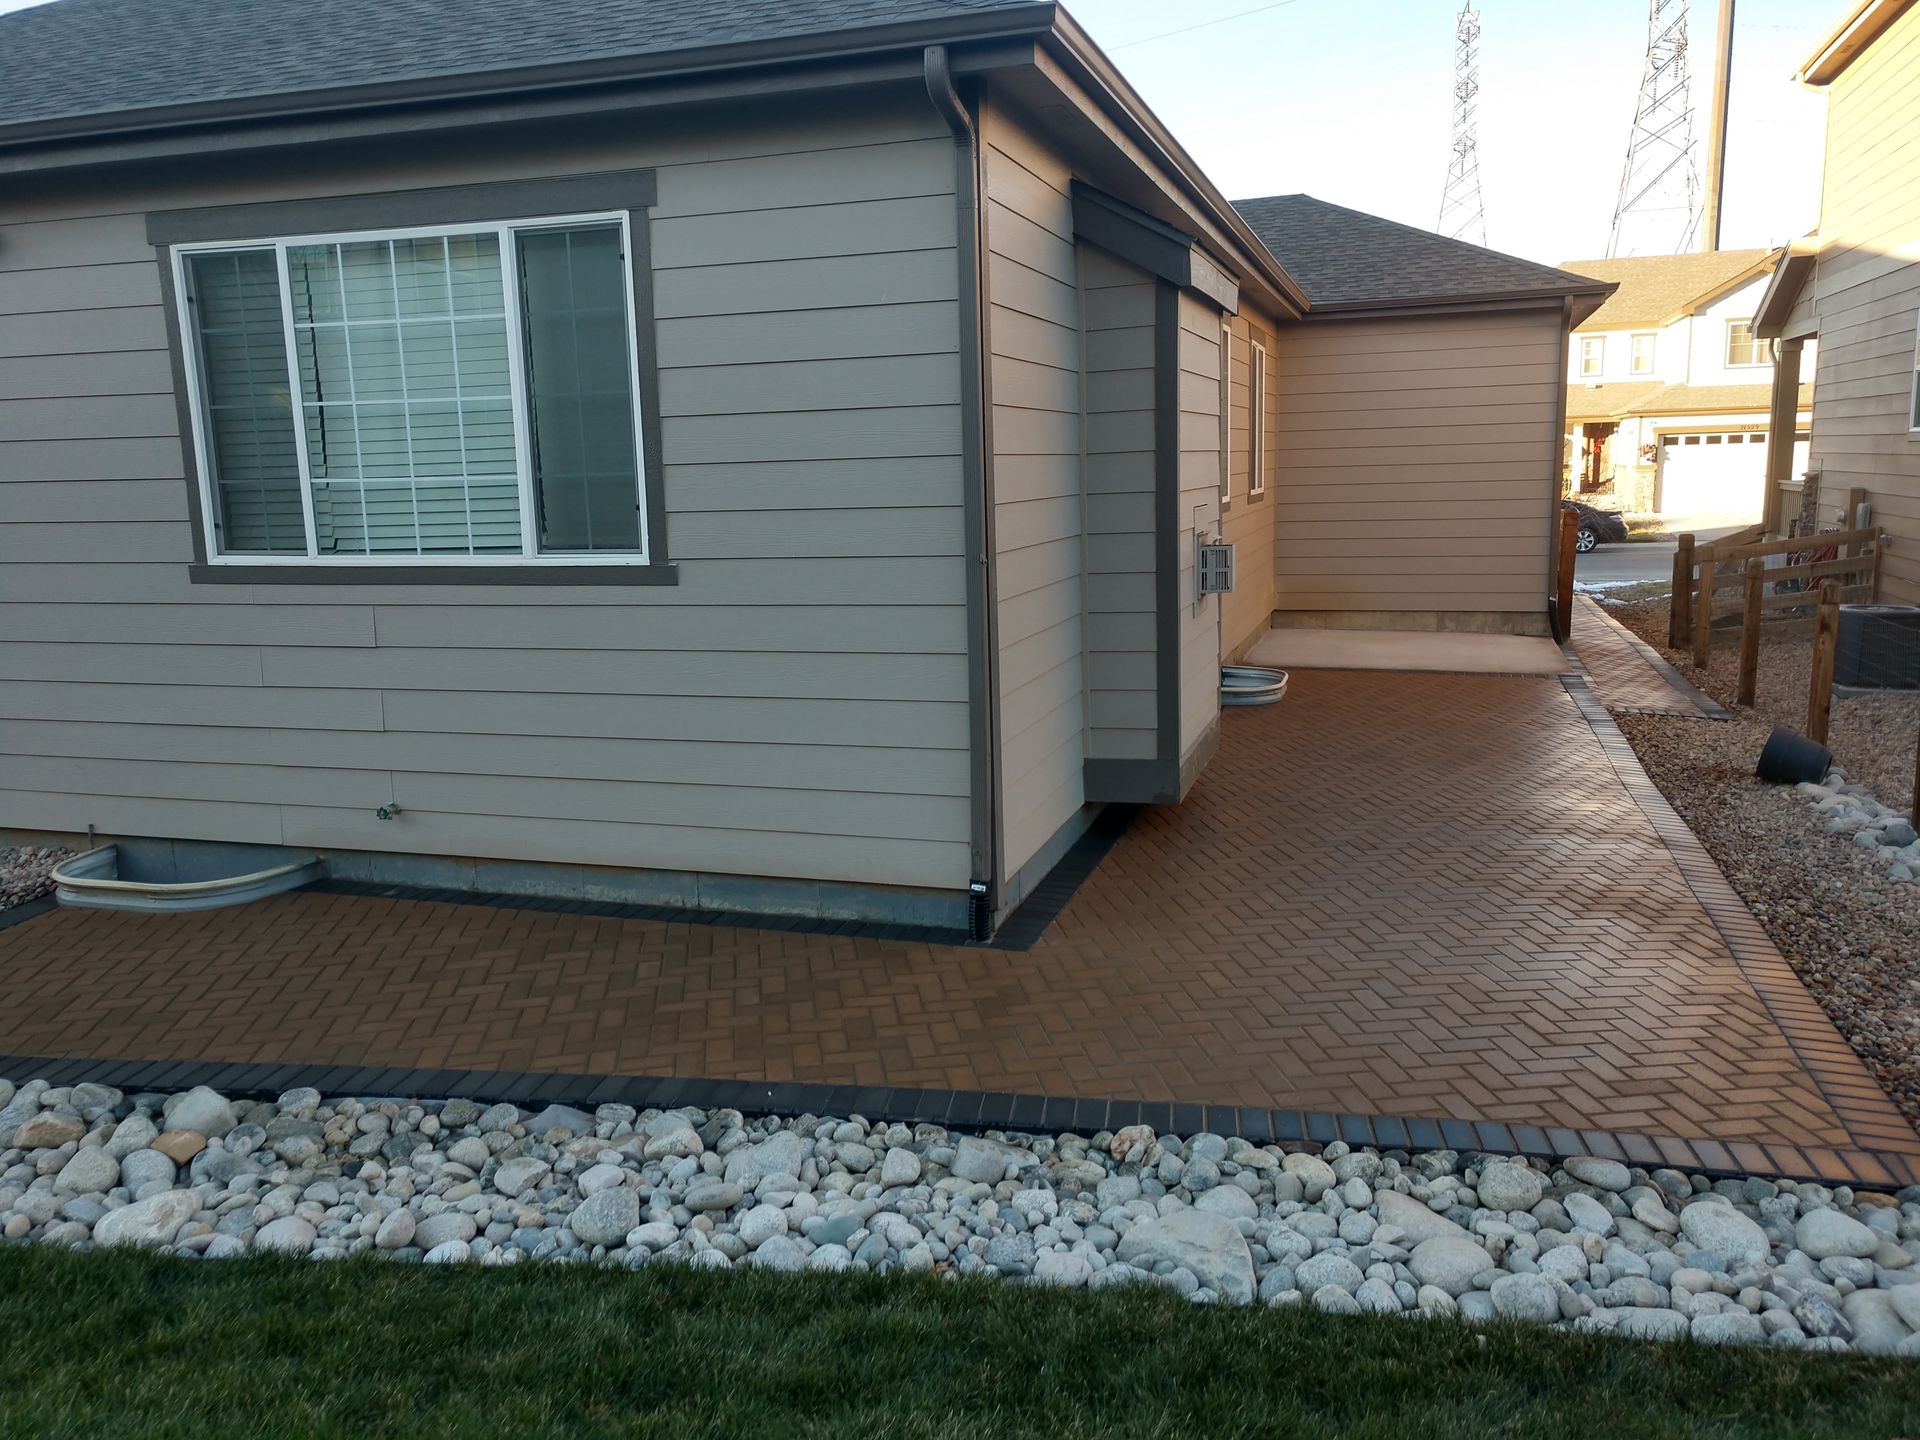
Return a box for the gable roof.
[0,0,1052,140]
[1230,194,1612,314]
[1556,249,1775,330]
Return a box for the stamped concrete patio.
[2,668,1913,1168]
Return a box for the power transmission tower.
[1436,4,1486,247]
[1608,0,1702,257]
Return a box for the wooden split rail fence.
[1667,519,1889,749]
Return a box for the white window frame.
[171,209,652,567]
[1909,309,1920,434]
[1724,318,1765,368]
[1630,332,1656,375]
[1219,318,1233,509]
[1248,338,1267,497]
[1579,335,1605,378]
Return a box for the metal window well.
[51,841,324,913]
[1221,664,1289,707]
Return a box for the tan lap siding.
[0,95,973,890]
[1271,309,1562,621]
[1079,246,1157,763]
[1219,307,1280,657]
[1808,1,1920,603]
[982,101,1086,882]
[1176,293,1223,758]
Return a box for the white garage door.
[1656,432,1808,520]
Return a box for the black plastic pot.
[1754,727,1832,786]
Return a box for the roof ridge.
[1236,192,1589,287]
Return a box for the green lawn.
[1,1247,1915,1439]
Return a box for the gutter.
[924,45,1001,942]
[0,6,1061,154]
[1300,285,1615,323]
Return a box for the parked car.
[1563,500,1628,553]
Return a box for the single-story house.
[0,0,1609,936]
[1556,248,1814,520]
[1754,0,1920,604]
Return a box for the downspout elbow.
[923,45,974,146]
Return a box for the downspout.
[925,45,1000,941]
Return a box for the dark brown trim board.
[1070,182,1238,314]
[144,169,659,245]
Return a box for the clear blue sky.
[0,0,1834,265]
[1066,0,1830,263]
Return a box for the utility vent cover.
[1196,538,1235,597]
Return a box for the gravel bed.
[1607,594,1919,808]
[0,846,72,913]
[1616,710,1920,1124]
[5,1079,1920,1354]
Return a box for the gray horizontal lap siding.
[1079,247,1157,764]
[0,95,974,891]
[983,101,1088,884]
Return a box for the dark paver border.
[0,896,55,932]
[1559,672,1919,1156]
[3,1050,1915,1191]
[1572,592,1731,719]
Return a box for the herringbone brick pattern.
[1569,593,1726,717]
[1,670,1908,1152]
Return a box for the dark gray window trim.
[145,169,657,246]
[151,167,673,586]
[1070,183,1239,315]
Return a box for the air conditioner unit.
[1836,605,1920,691]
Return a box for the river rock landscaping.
[0,844,70,913]
[5,1077,1920,1356]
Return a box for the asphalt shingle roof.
[1557,249,1775,329]
[1564,380,1812,422]
[0,0,1047,134]
[1231,194,1609,309]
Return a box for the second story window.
[1579,335,1605,377]
[1725,319,1765,367]
[1630,333,1656,375]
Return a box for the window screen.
[185,249,305,554]
[517,225,642,553]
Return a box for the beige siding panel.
[1079,245,1156,766]
[984,100,1086,881]
[1175,292,1222,756]
[0,94,978,892]
[0,718,969,795]
[1220,307,1280,658]
[1806,2,1920,603]
[1272,309,1562,622]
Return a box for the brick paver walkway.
[1568,593,1727,718]
[2,670,1910,1155]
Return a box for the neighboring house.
[1556,248,1814,520]
[1756,0,1920,605]
[0,0,1605,936]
